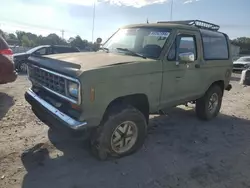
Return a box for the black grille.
[28,65,66,95]
[233,64,244,68]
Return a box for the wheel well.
[103,94,150,123]
[211,80,224,95]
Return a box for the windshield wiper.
[100,47,109,53]
[116,48,147,59]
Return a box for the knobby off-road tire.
[196,85,223,120]
[90,105,147,160]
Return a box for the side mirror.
[96,37,102,44]
[178,52,195,63]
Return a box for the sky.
[0,0,250,42]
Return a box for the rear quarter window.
[201,29,229,60]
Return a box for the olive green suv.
[25,20,232,160]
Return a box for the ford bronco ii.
[25,20,233,160]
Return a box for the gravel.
[0,73,250,188]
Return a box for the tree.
[70,35,83,48]
[232,37,250,55]
[21,35,32,47]
[69,36,91,50]
[8,33,17,40]
[6,33,18,46]
[45,33,67,45]
[1,28,93,50]
[16,31,26,45]
[0,29,7,39]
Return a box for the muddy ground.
[0,74,250,188]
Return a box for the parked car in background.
[0,35,17,85]
[233,56,250,71]
[14,45,80,73]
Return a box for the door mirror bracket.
[178,52,195,63]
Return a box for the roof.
[38,45,50,48]
[122,23,200,31]
[122,20,221,33]
[51,45,76,48]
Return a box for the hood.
[46,51,152,70]
[28,51,153,77]
[13,52,29,57]
[233,61,250,65]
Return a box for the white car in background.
[233,56,250,71]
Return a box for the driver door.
[161,30,203,108]
[175,30,203,101]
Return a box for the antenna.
[92,0,96,43]
[170,0,173,21]
[61,29,65,39]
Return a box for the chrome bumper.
[233,67,245,71]
[26,89,87,130]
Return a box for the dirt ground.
[0,73,250,188]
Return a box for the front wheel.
[90,105,147,160]
[195,85,223,120]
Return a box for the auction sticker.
[149,32,170,37]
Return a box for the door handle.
[195,64,200,68]
[176,76,182,81]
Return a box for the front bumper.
[25,89,88,130]
[233,67,245,71]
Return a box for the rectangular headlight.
[68,81,79,98]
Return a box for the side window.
[34,48,47,55]
[71,47,80,52]
[53,47,69,54]
[178,36,197,60]
[201,30,229,60]
[56,47,78,53]
[167,35,197,61]
[47,47,53,54]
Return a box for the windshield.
[102,27,171,59]
[237,57,250,62]
[26,46,44,54]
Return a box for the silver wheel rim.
[20,63,27,72]
[208,93,219,114]
[111,121,138,154]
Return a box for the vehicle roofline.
[120,23,227,35]
[121,23,198,30]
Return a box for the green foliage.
[232,37,250,55]
[8,33,17,40]
[0,29,7,39]
[21,35,31,47]
[69,35,89,49]
[2,29,94,50]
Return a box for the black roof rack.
[157,20,220,31]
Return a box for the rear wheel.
[195,85,223,120]
[90,105,147,160]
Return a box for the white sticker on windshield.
[149,32,170,37]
